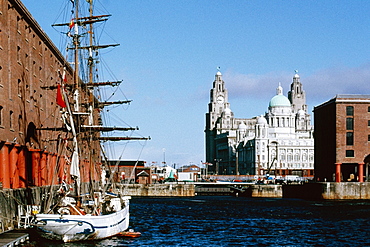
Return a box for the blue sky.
[22,0,370,167]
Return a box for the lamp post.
[162,148,166,166]
[214,159,221,175]
[206,163,208,178]
[236,148,239,176]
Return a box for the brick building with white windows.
[314,95,370,182]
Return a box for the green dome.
[269,95,291,107]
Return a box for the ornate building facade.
[205,70,314,177]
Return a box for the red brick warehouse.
[314,95,370,182]
[0,0,101,189]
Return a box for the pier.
[0,230,28,247]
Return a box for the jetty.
[0,230,28,247]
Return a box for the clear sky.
[22,0,370,167]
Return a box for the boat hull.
[35,199,130,242]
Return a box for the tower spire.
[288,69,307,113]
[276,83,283,95]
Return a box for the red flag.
[56,84,66,108]
[69,19,75,29]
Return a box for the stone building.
[314,95,370,182]
[205,70,314,177]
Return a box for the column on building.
[358,162,364,182]
[335,163,342,182]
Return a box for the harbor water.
[28,196,370,246]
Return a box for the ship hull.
[35,198,130,242]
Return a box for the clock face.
[217,96,224,104]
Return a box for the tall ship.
[0,0,148,242]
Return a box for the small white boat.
[35,196,130,242]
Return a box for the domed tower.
[269,84,291,110]
[266,83,295,136]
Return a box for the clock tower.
[288,70,307,113]
[207,69,230,128]
[288,70,311,131]
[205,69,230,166]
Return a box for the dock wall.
[284,182,370,200]
[196,182,370,199]
[248,182,370,199]
[249,185,283,198]
[118,184,195,197]
[195,183,283,197]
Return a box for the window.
[346,132,353,145]
[346,106,354,116]
[0,106,2,126]
[368,106,370,112]
[346,118,353,130]
[368,135,370,142]
[368,120,370,127]
[17,79,21,96]
[346,150,354,157]
[16,16,21,32]
[17,46,21,61]
[309,154,314,162]
[18,115,22,132]
[294,152,300,161]
[9,110,13,129]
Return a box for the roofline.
[11,0,74,74]
[314,94,370,111]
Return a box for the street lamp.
[214,159,221,175]
[162,148,166,165]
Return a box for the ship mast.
[49,0,151,170]
[88,1,94,86]
[73,0,80,112]
[88,0,94,126]
[71,0,81,200]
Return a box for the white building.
[205,70,314,177]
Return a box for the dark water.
[28,196,370,246]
